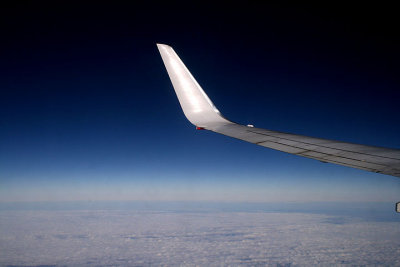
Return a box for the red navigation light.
[196,126,205,130]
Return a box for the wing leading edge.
[157,44,400,178]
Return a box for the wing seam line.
[247,129,400,162]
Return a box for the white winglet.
[157,44,231,128]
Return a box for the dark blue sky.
[1,3,399,202]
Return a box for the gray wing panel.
[209,123,400,177]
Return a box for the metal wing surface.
[157,44,400,178]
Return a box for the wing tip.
[156,43,171,49]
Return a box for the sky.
[1,3,399,202]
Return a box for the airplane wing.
[157,44,400,178]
